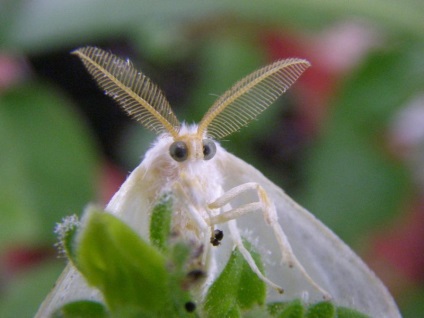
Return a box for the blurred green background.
[1,1,423,317]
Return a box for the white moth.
[36,46,400,317]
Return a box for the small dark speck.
[185,301,196,312]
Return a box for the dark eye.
[202,139,216,160]
[169,141,188,162]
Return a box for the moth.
[36,46,400,317]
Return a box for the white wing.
[35,163,151,317]
[215,151,401,318]
[34,263,101,318]
[36,150,400,318]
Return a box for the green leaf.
[149,195,199,316]
[52,206,199,317]
[305,301,335,318]
[268,300,304,318]
[262,300,371,318]
[149,194,173,252]
[165,242,199,317]
[267,301,369,318]
[54,214,81,264]
[204,239,266,317]
[0,261,65,318]
[399,287,424,318]
[243,305,272,318]
[0,82,97,249]
[75,209,168,312]
[3,0,423,52]
[336,306,370,318]
[301,44,424,245]
[53,301,108,318]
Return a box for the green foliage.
[53,301,108,318]
[267,300,369,318]
[336,306,370,318]
[54,214,81,263]
[76,209,168,312]
[149,194,173,252]
[268,300,305,318]
[204,240,266,317]
[51,206,370,318]
[305,302,335,318]
[0,261,65,318]
[0,83,97,249]
[301,43,424,245]
[2,1,423,53]
[55,205,195,317]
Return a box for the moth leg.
[208,182,331,299]
[228,219,284,293]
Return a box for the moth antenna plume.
[197,59,310,139]
[72,46,180,138]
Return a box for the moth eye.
[184,301,196,312]
[202,139,216,160]
[169,141,188,162]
